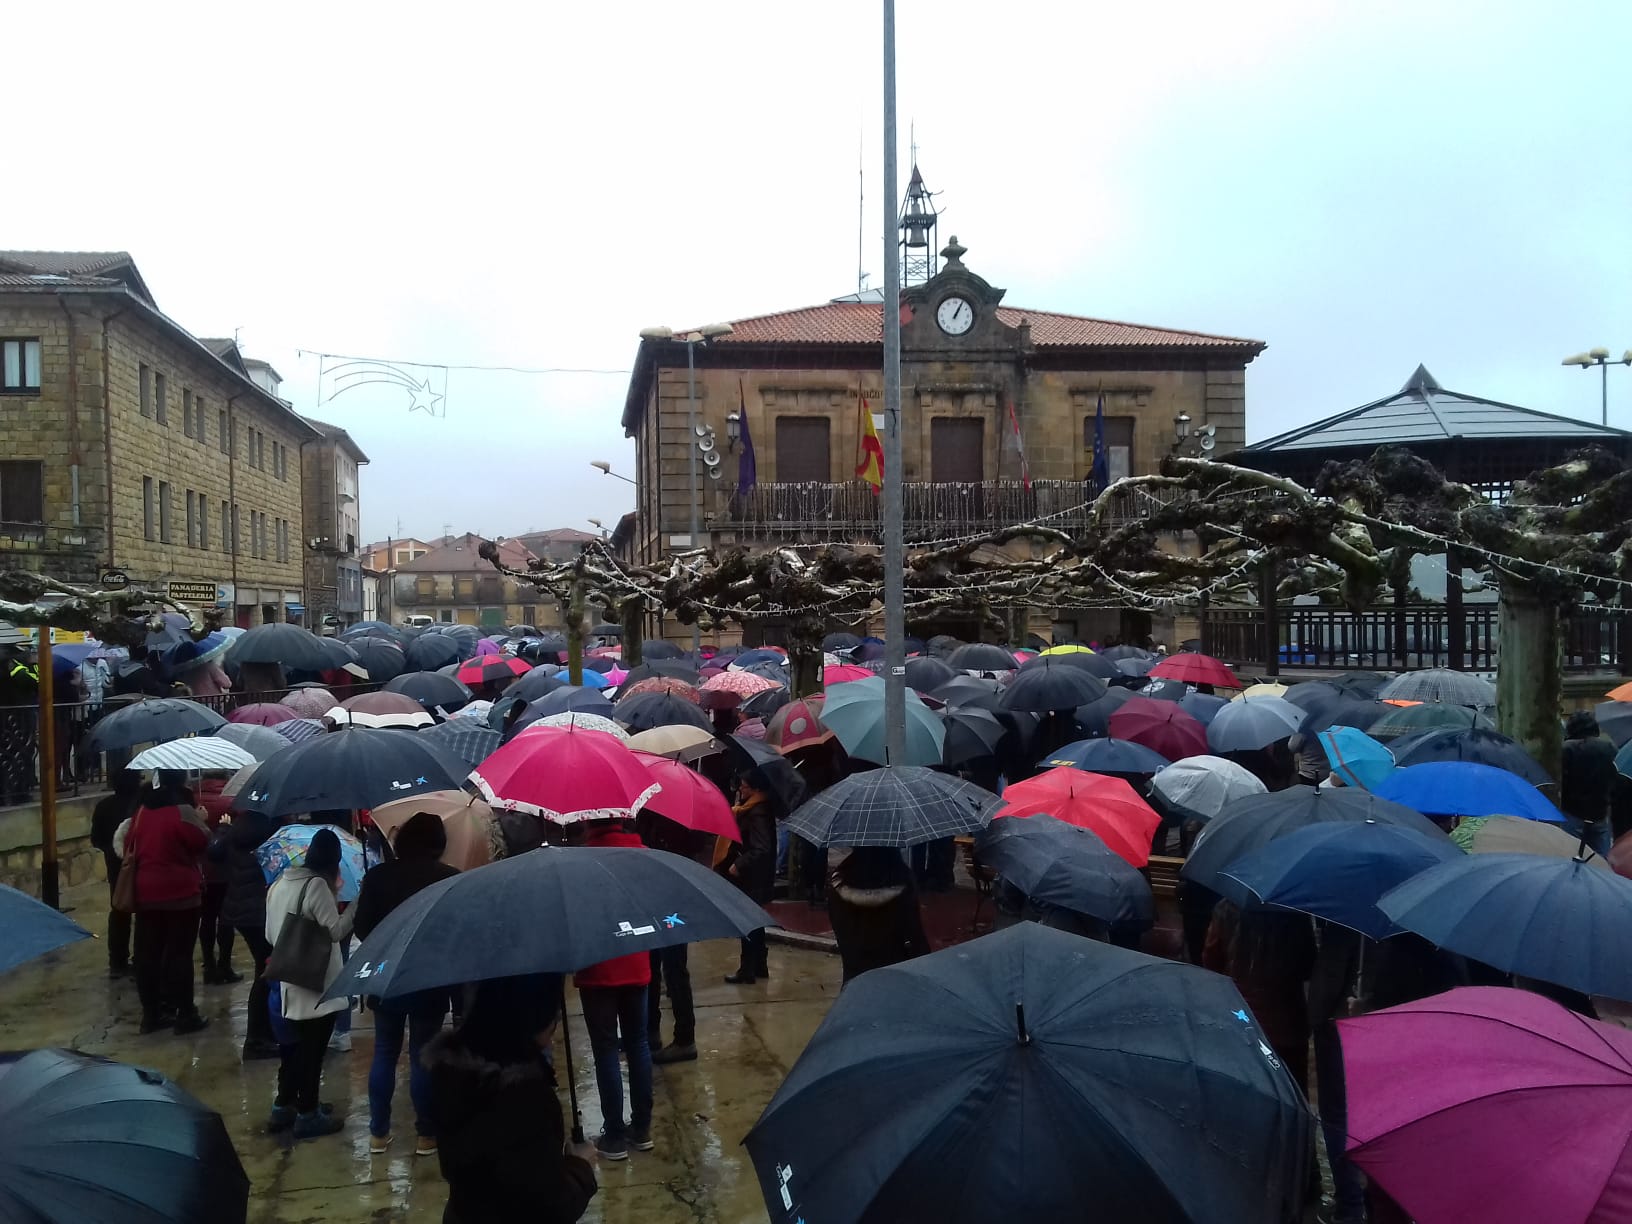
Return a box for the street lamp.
[590,460,636,486]
[1561,348,1632,425]
[639,321,734,652]
[1169,411,1216,456]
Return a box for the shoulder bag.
[110,812,141,914]
[265,879,334,993]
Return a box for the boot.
[293,1110,344,1140]
[139,1008,178,1035]
[173,1011,210,1036]
[723,970,757,985]
[652,1041,698,1065]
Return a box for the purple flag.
[736,380,757,494]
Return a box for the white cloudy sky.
[10,1,1630,544]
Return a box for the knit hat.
[305,828,343,877]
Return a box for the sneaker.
[627,1126,654,1152]
[242,1038,282,1062]
[414,1137,438,1158]
[293,1110,345,1140]
[652,1042,698,1065]
[369,1133,393,1154]
[595,1131,629,1161]
[173,1012,210,1036]
[267,1105,297,1134]
[328,1031,353,1054]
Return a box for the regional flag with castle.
[856,399,884,492]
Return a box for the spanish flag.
[856,398,884,492]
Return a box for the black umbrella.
[426,623,482,658]
[948,642,1019,672]
[932,675,1007,710]
[614,691,714,733]
[519,686,617,722]
[385,670,473,709]
[1098,644,1153,662]
[727,734,809,809]
[1114,656,1156,677]
[822,632,862,653]
[530,631,569,653]
[312,635,358,670]
[223,622,332,672]
[741,686,792,719]
[902,656,957,691]
[940,707,1006,765]
[347,638,407,684]
[326,845,770,1003]
[1285,681,1342,711]
[144,612,198,653]
[926,634,963,658]
[504,667,567,703]
[641,640,685,660]
[1181,787,1449,906]
[785,766,1003,847]
[1391,726,1551,785]
[1296,695,1393,735]
[1000,660,1107,712]
[1072,688,1134,737]
[743,924,1311,1224]
[1329,670,1390,697]
[590,622,622,637]
[974,814,1155,925]
[1369,703,1495,741]
[1023,650,1120,681]
[85,698,226,752]
[1133,677,1188,702]
[1596,701,1632,749]
[624,661,702,687]
[402,634,462,672]
[416,719,502,768]
[341,620,402,643]
[1040,737,1169,775]
[231,726,472,817]
[0,1048,249,1224]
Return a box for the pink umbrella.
[632,751,740,841]
[605,666,629,688]
[701,670,782,704]
[620,677,702,705]
[229,702,297,726]
[476,638,502,656]
[470,723,659,823]
[823,663,874,686]
[1340,986,1632,1224]
[1108,697,1209,760]
[280,687,337,719]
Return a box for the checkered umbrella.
[1377,669,1497,710]
[784,766,1004,848]
[455,656,532,687]
[417,719,503,768]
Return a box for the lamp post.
[881,0,906,766]
[589,461,636,486]
[638,322,734,653]
[1169,411,1216,457]
[1561,348,1632,426]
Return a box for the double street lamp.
[1561,347,1632,425]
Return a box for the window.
[522,604,536,626]
[222,500,231,554]
[416,575,435,597]
[258,433,267,470]
[271,442,281,479]
[930,417,984,483]
[143,477,155,540]
[231,503,240,556]
[1,339,42,392]
[249,511,259,559]
[0,460,44,522]
[139,365,152,417]
[199,497,209,551]
[194,394,207,445]
[154,373,167,426]
[229,417,238,460]
[185,490,196,547]
[1085,415,1136,483]
[280,519,290,562]
[158,481,172,543]
[455,575,476,599]
[396,549,411,564]
[774,416,832,484]
[259,513,268,560]
[219,409,229,454]
[183,389,194,438]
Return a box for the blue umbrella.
[820,678,945,766]
[574,667,613,690]
[730,648,787,671]
[1389,727,1550,786]
[1379,853,1632,999]
[1179,692,1228,725]
[1618,738,1632,779]
[1220,821,1463,939]
[256,823,366,902]
[1040,738,1170,775]
[519,686,616,723]
[1318,726,1396,789]
[0,886,91,973]
[1207,696,1304,753]
[1371,761,1562,823]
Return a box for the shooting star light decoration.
[314,354,449,417]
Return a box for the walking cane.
[559,981,585,1144]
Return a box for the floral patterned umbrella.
[620,677,702,705]
[524,712,631,741]
[279,687,337,719]
[701,670,784,706]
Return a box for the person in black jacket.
[355,811,460,1156]
[638,810,707,1064]
[721,769,778,985]
[1562,710,1617,856]
[424,976,597,1224]
[221,808,281,1060]
[827,847,931,985]
[90,769,143,977]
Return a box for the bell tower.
[898,163,939,287]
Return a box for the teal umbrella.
[1318,726,1396,789]
[819,676,945,765]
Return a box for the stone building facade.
[619,238,1262,645]
[390,533,560,630]
[299,416,369,631]
[0,252,313,623]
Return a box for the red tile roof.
[395,533,536,574]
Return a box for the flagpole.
[881,0,906,767]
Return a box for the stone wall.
[0,795,103,893]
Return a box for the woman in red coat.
[123,770,210,1035]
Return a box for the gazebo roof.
[1243,365,1631,455]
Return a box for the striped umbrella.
[210,723,290,762]
[271,717,327,745]
[127,737,256,773]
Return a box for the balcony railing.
[725,480,1188,541]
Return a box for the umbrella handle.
[559,980,585,1145]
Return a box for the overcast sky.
[11,1,1630,544]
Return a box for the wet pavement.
[0,883,841,1223]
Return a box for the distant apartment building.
[299,415,369,631]
[388,533,557,630]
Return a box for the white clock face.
[936,296,974,336]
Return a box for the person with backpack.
[120,771,210,1035]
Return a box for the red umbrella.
[765,697,832,754]
[456,656,531,687]
[824,664,874,687]
[470,724,659,823]
[995,768,1160,867]
[1150,652,1240,689]
[228,702,297,726]
[633,751,740,841]
[1108,697,1209,761]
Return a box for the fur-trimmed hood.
[832,881,909,908]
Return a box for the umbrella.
[1458,815,1610,865]
[227,702,297,727]
[743,924,1311,1224]
[1206,696,1304,753]
[1379,854,1632,999]
[346,637,407,683]
[624,661,704,687]
[0,1048,249,1224]
[1618,738,1632,779]
[819,676,946,766]
[700,670,783,704]
[821,632,862,653]
[1390,726,1550,785]
[626,724,723,763]
[1234,682,1289,700]
[278,687,337,719]
[614,691,715,734]
[619,676,701,704]
[785,766,1003,848]
[1597,701,1632,749]
[385,670,473,710]
[1295,695,1394,735]
[728,734,809,810]
[1149,756,1267,822]
[1221,821,1464,939]
[504,667,568,703]
[1182,787,1448,906]
[0,886,91,974]
[1000,660,1108,712]
[518,686,617,723]
[1108,697,1208,761]
[127,738,254,773]
[328,844,769,1003]
[1285,681,1341,711]
[1128,677,1188,702]
[1318,726,1396,788]
[1378,668,1497,708]
[333,691,435,730]
[1340,987,1632,1224]
[1327,670,1390,697]
[144,612,200,653]
[939,706,1006,766]
[341,620,402,642]
[416,718,502,768]
[372,790,497,871]
[1096,644,1152,661]
[223,622,332,672]
[1072,688,1134,737]
[471,723,658,821]
[996,769,1162,867]
[1115,657,1156,678]
[949,642,1020,671]
[974,816,1154,926]
[160,632,230,678]
[1151,651,1240,689]
[402,634,462,672]
[1178,692,1229,725]
[933,675,1007,710]
[730,648,787,671]
[1023,650,1119,681]
[634,752,741,841]
[1371,761,1561,822]
[524,711,630,740]
[741,685,792,719]
[764,697,833,754]
[823,663,874,687]
[903,656,957,690]
[208,723,289,762]
[271,717,326,745]
[85,698,226,752]
[256,823,366,901]
[1040,737,1170,775]
[1367,702,1494,741]
[454,656,530,687]
[312,635,360,672]
[232,727,471,818]
[1039,643,1093,656]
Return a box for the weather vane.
[311,353,449,417]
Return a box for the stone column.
[1497,579,1562,780]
